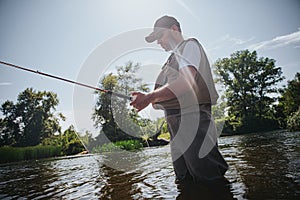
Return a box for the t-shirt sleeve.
[178,40,201,70]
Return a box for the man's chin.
[160,45,170,52]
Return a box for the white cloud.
[248,28,300,51]
[0,82,12,86]
[226,35,255,45]
[207,34,254,52]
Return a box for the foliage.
[287,107,300,132]
[157,132,170,141]
[214,50,284,133]
[0,145,61,164]
[212,100,228,134]
[92,62,150,142]
[92,140,143,153]
[42,125,85,155]
[0,88,64,147]
[276,73,300,128]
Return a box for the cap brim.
[145,28,165,43]
[145,32,156,43]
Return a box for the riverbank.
[1,130,293,164]
[220,128,291,137]
[0,145,62,164]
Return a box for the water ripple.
[0,131,299,199]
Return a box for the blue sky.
[0,0,299,133]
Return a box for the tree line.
[0,88,85,155]
[0,49,299,150]
[214,50,299,134]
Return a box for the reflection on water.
[0,131,299,199]
[234,131,299,199]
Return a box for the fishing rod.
[0,61,132,101]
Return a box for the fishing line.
[0,61,132,101]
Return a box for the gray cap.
[145,15,181,43]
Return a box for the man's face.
[156,29,173,52]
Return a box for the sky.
[0,0,299,134]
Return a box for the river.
[0,131,299,199]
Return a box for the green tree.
[214,50,284,133]
[60,125,85,155]
[276,72,300,128]
[92,62,149,142]
[93,73,118,128]
[0,88,63,147]
[42,125,85,155]
[287,107,300,131]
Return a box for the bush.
[64,140,85,155]
[92,140,143,153]
[114,140,143,151]
[287,107,300,132]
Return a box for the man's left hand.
[130,92,152,112]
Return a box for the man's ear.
[170,24,180,32]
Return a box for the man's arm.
[130,66,197,112]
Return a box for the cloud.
[225,35,255,45]
[248,28,300,51]
[207,34,254,52]
[0,82,12,86]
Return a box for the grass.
[0,145,62,164]
[158,132,170,141]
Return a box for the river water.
[0,131,299,199]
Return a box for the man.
[130,15,228,184]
